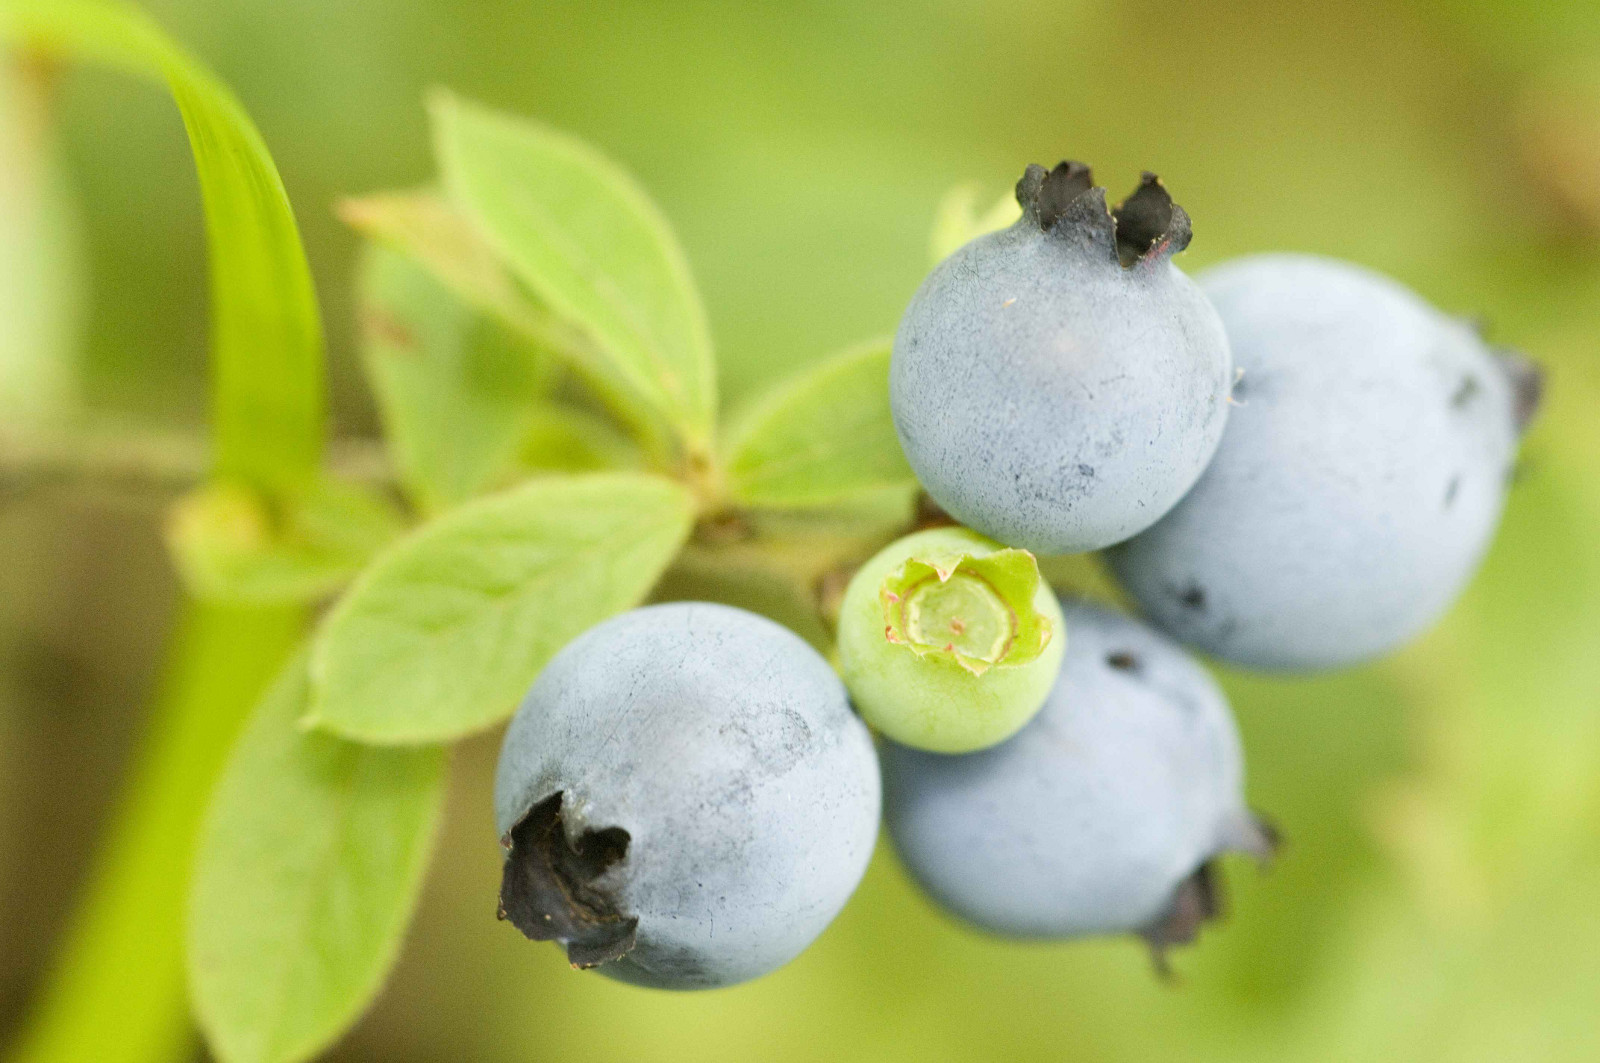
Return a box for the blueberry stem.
[0,424,394,504]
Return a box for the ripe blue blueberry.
[494,602,881,989]
[1107,254,1542,671]
[890,162,1233,554]
[881,600,1272,961]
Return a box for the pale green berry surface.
[836,526,1066,753]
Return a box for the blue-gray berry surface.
[881,600,1271,958]
[890,162,1233,554]
[1107,253,1541,671]
[494,602,881,990]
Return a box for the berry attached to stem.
[837,527,1065,753]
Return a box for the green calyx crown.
[879,547,1054,676]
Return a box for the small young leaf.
[306,472,694,744]
[188,649,446,1063]
[430,92,717,453]
[341,191,669,457]
[166,479,405,605]
[341,191,587,366]
[723,340,915,509]
[929,182,1020,264]
[2,0,326,491]
[357,242,559,513]
[342,191,547,336]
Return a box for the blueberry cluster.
[493,161,1538,989]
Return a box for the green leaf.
[515,403,642,475]
[723,339,914,509]
[188,649,445,1063]
[342,191,588,369]
[430,92,717,453]
[306,472,694,744]
[1,0,325,491]
[342,191,549,338]
[929,181,1020,264]
[166,479,405,605]
[340,190,670,459]
[356,241,559,513]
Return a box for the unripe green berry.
[836,527,1066,753]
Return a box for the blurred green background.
[3,0,1599,1059]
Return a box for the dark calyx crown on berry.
[1015,161,1193,268]
[498,792,638,969]
[1492,348,1545,436]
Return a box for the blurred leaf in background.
[0,54,83,431]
